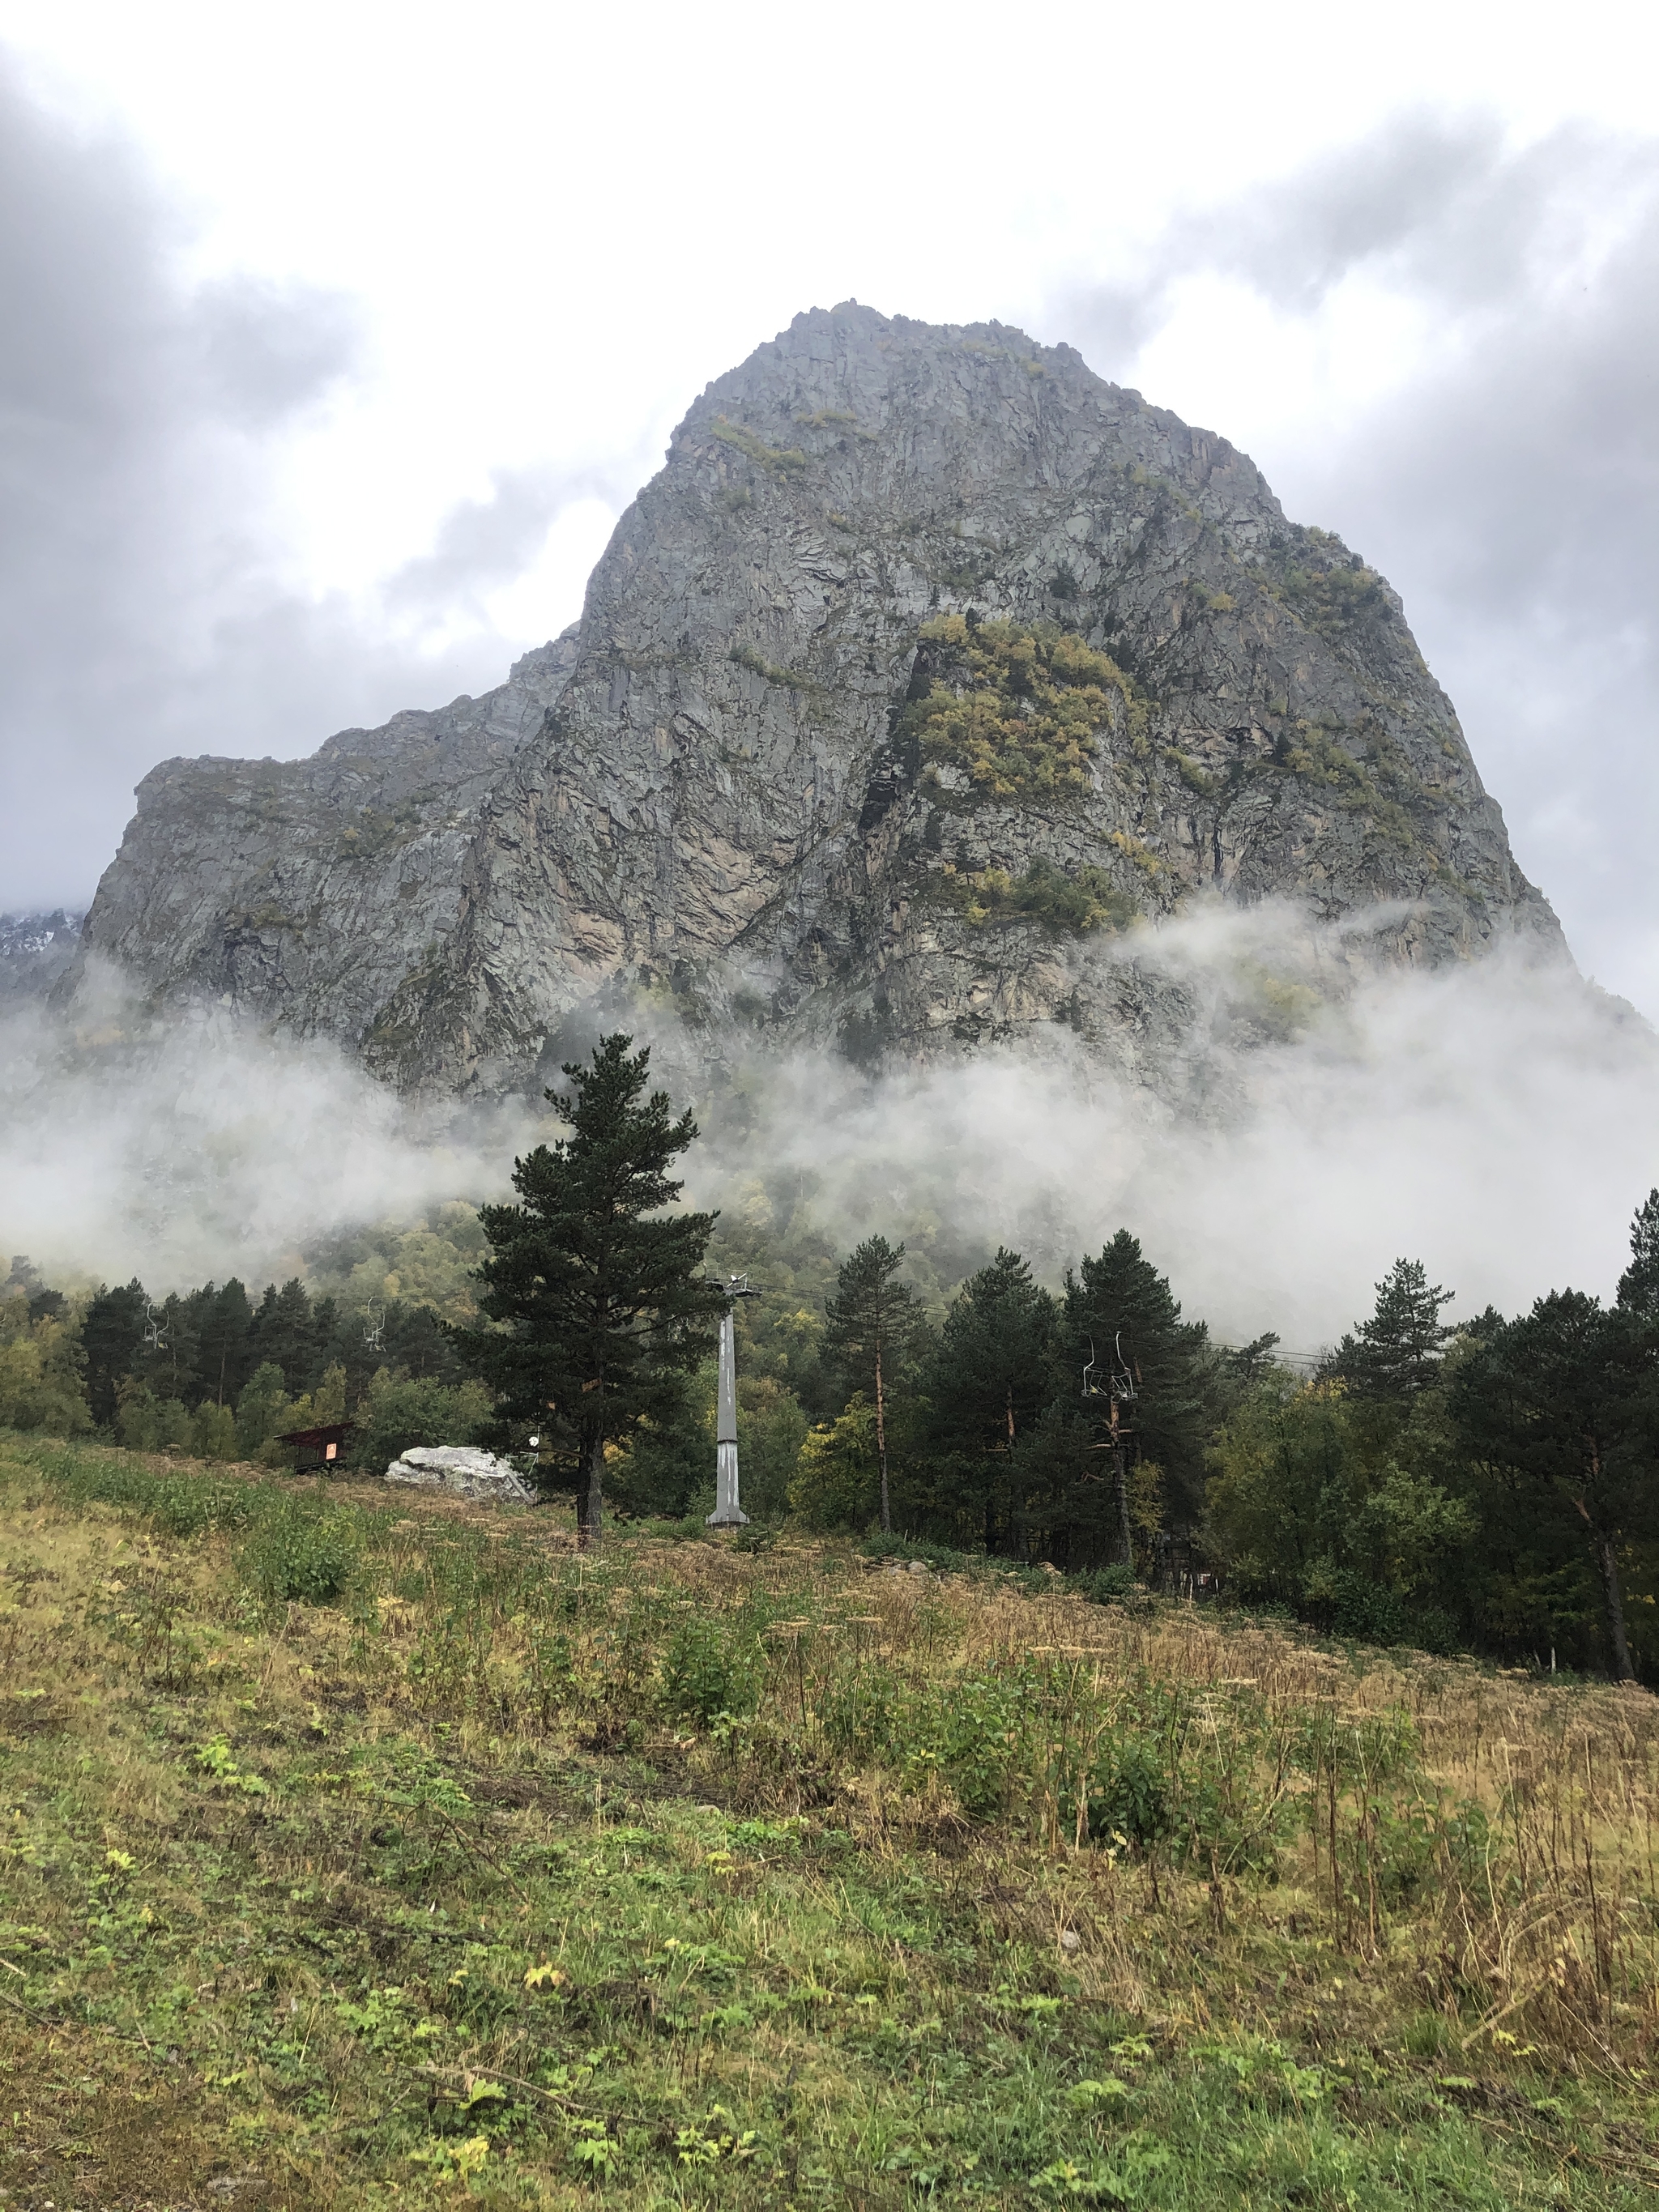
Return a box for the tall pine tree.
[1333,1259,1456,1400]
[1618,1189,1659,1319]
[1061,1231,1213,1531]
[826,1236,918,1535]
[80,1280,147,1427]
[451,1035,723,1546]
[919,1249,1056,1552]
[250,1279,318,1395]
[198,1281,255,1404]
[1452,1288,1655,1681]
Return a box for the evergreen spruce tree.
[919,1250,1057,1552]
[1333,1259,1456,1400]
[1452,1289,1655,1681]
[181,1285,219,1396]
[80,1280,147,1427]
[197,1280,254,1404]
[251,1278,318,1394]
[309,1297,343,1394]
[1617,1188,1659,1319]
[383,1302,465,1384]
[1061,1231,1213,1532]
[138,1289,200,1404]
[450,1035,723,1546]
[825,1237,918,1534]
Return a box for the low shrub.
[146,1477,261,1537]
[237,1500,362,1609]
[1061,1737,1173,1849]
[1071,1563,1137,1605]
[859,1532,1056,1595]
[659,1618,762,1726]
[860,1530,971,1573]
[912,1671,1030,1817]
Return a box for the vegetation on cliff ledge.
[926,855,1140,936]
[709,416,809,478]
[1268,526,1395,642]
[903,616,1145,804]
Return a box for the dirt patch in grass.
[0,1690,68,1740]
[0,2023,316,2212]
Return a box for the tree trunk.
[1594,1530,1636,1681]
[578,1423,605,1552]
[1111,1400,1133,1569]
[1114,1446,1135,1569]
[874,1343,891,1534]
[1573,1487,1636,1683]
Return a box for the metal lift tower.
[1082,1332,1138,1568]
[707,1274,760,1527]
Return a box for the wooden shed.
[275,1421,357,1473]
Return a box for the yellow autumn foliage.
[904,616,1141,803]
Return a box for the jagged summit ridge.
[2,908,83,1004]
[66,301,1563,1093]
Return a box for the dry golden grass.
[612,1545,1659,2067]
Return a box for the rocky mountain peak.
[62,305,1563,1097]
[2,909,83,1004]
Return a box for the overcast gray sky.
[1,0,1655,1012]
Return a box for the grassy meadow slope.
[2,1434,1657,2209]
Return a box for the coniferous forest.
[5,1037,1658,1683]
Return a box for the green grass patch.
[2,1432,1657,2208]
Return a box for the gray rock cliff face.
[66,304,1564,1096]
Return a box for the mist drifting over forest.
[4,902,1653,1353]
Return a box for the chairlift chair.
[1081,1332,1137,1403]
[1110,1329,1137,1403]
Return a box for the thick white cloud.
[0,963,536,1289]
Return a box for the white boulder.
[384,1444,534,1504]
